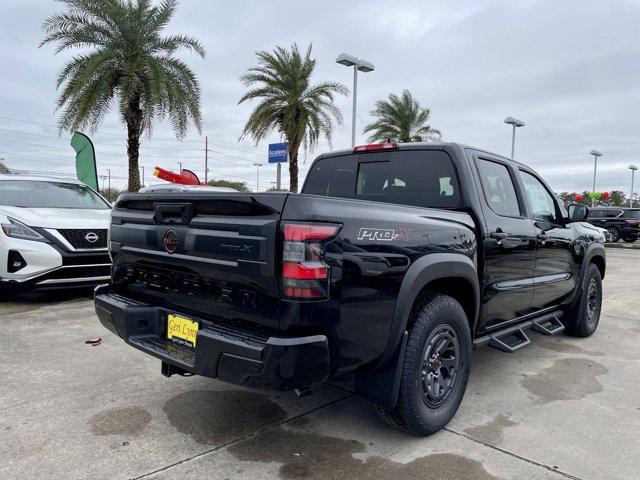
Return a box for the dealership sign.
[268,143,288,163]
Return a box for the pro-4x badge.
[357,227,413,242]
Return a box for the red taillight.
[284,224,339,241]
[281,222,340,301]
[353,142,398,153]
[626,220,639,227]
[283,262,328,279]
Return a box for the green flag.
[70,132,98,190]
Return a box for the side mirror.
[567,204,589,223]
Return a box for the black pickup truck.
[95,142,606,436]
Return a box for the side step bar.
[489,327,530,353]
[531,314,565,335]
[474,310,564,353]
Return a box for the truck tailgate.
[109,193,288,329]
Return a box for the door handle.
[490,230,508,240]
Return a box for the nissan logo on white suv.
[85,232,99,243]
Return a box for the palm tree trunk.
[288,142,299,193]
[124,96,142,192]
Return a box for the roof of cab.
[316,141,517,165]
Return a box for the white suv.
[0,175,111,292]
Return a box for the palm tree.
[41,0,205,191]
[238,43,347,192]
[363,89,441,143]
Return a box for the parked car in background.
[0,175,111,292]
[586,207,640,243]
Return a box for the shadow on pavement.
[0,287,93,315]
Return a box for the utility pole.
[204,136,211,183]
[99,174,107,198]
[140,166,145,187]
[107,169,111,202]
[177,162,183,172]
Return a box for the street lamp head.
[253,162,262,167]
[335,53,358,67]
[504,116,525,127]
[357,60,375,72]
[590,149,603,157]
[630,165,638,171]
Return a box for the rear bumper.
[94,284,330,390]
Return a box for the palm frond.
[42,0,204,191]
[363,89,441,143]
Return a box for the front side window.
[520,171,560,223]
[0,181,110,209]
[477,159,521,217]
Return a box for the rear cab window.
[302,150,460,209]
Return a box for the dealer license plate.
[167,313,199,347]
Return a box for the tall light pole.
[504,117,525,159]
[590,149,603,207]
[629,165,638,208]
[177,162,183,172]
[336,53,375,148]
[253,162,262,192]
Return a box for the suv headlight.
[0,217,46,242]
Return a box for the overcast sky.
[1,0,639,193]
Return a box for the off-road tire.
[376,293,472,436]
[564,263,602,337]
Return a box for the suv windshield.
[0,180,109,209]
[303,150,460,208]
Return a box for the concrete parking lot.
[1,249,639,480]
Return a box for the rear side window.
[588,210,603,218]
[477,159,521,217]
[302,155,356,198]
[303,150,460,208]
[627,210,640,219]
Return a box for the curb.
[605,243,640,250]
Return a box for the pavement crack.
[603,283,640,300]
[443,427,583,480]
[130,393,354,480]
